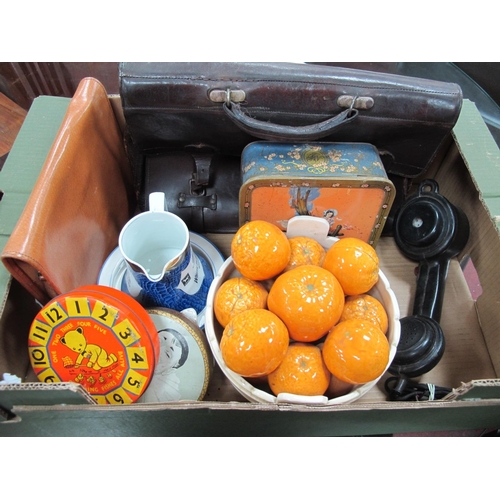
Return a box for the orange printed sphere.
[220,308,289,378]
[322,237,379,295]
[322,319,390,385]
[268,343,331,397]
[214,277,269,328]
[284,236,327,272]
[231,220,291,281]
[267,264,345,342]
[340,294,389,334]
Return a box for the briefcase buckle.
[178,179,218,210]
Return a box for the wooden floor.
[0,92,27,169]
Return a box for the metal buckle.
[178,179,217,210]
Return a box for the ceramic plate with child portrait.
[137,308,212,403]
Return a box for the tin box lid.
[28,287,158,404]
[241,142,389,183]
[136,308,213,403]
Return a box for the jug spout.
[127,249,187,283]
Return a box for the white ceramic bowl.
[205,216,401,405]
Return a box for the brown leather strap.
[190,152,213,186]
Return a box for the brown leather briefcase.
[119,62,463,180]
[142,149,240,233]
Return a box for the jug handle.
[149,192,167,212]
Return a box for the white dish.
[205,216,401,405]
[98,232,225,329]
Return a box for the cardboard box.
[1,95,500,436]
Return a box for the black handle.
[222,102,359,141]
[412,256,451,322]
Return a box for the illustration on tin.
[285,186,345,237]
[60,326,118,371]
[138,327,190,402]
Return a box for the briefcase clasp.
[209,88,246,104]
[337,95,374,110]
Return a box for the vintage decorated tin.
[240,142,396,246]
[28,286,159,404]
[137,308,213,403]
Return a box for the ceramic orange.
[267,264,345,342]
[220,308,289,378]
[340,293,388,334]
[268,343,331,397]
[283,236,326,272]
[214,276,269,328]
[231,220,291,281]
[322,318,390,385]
[322,237,379,295]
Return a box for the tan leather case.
[1,77,135,304]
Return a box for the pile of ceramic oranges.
[213,220,390,398]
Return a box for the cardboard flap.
[0,96,70,313]
[452,99,500,219]
[444,379,500,401]
[0,382,96,411]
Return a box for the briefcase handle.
[223,102,359,141]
